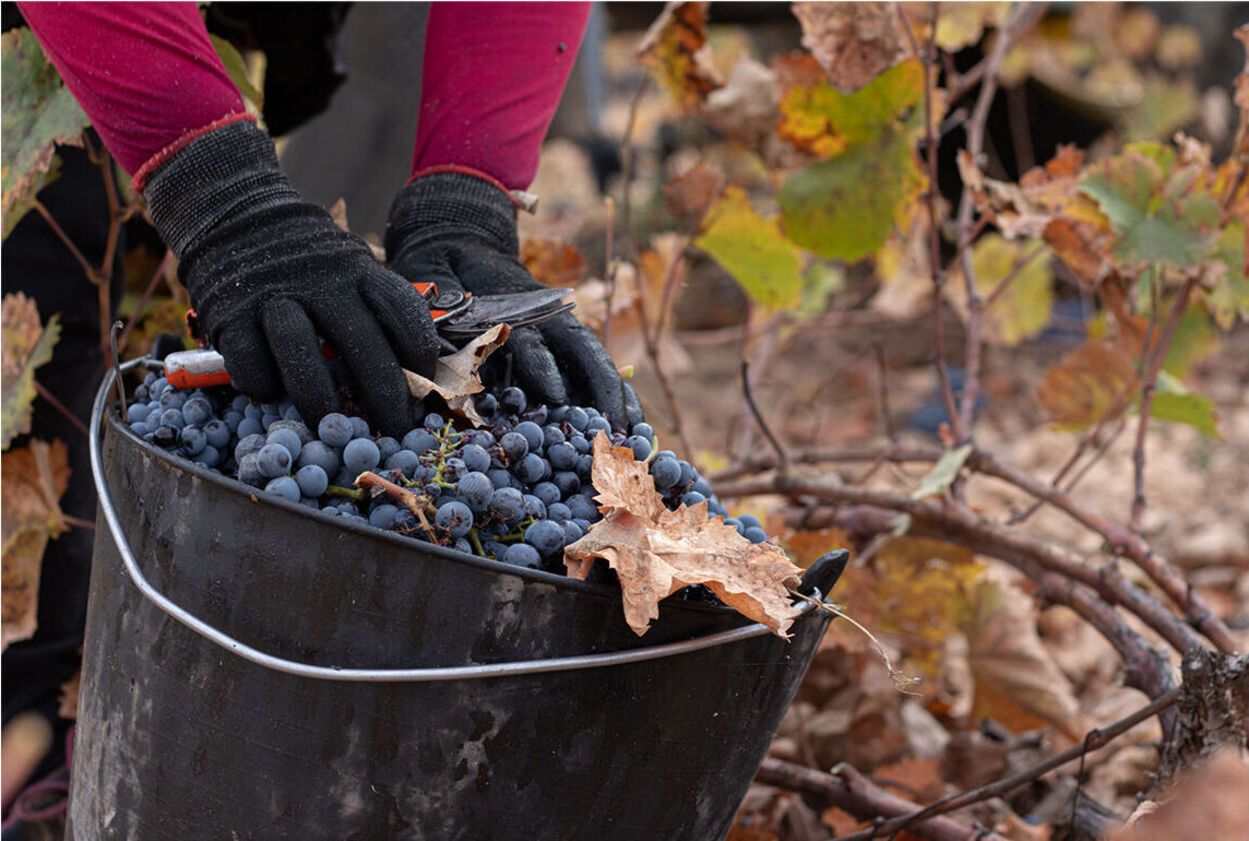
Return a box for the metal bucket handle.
[91,360,840,683]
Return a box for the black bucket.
[71,361,844,841]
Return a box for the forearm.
[413,2,590,191]
[19,1,245,178]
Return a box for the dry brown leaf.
[2,292,61,450]
[792,2,915,93]
[702,57,781,148]
[565,434,803,637]
[664,162,726,230]
[782,527,853,569]
[404,324,510,426]
[1035,341,1138,430]
[635,2,723,113]
[965,570,1085,738]
[1112,751,1249,841]
[328,197,349,232]
[2,439,69,652]
[520,239,585,288]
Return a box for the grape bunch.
[126,370,768,573]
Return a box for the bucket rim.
[105,409,758,621]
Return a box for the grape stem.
[355,471,438,543]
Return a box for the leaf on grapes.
[778,126,925,262]
[1036,341,1138,431]
[663,162,725,230]
[949,235,1054,346]
[2,293,60,450]
[403,324,510,426]
[777,58,924,159]
[1,28,90,239]
[966,570,1084,738]
[635,2,723,114]
[1079,142,1221,273]
[694,186,805,310]
[912,445,973,499]
[520,239,585,288]
[2,439,69,652]
[791,2,915,93]
[701,58,781,149]
[565,434,803,637]
[209,34,263,110]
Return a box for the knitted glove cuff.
[141,118,301,258]
[385,171,519,262]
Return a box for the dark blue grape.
[522,494,547,521]
[681,491,707,507]
[458,472,494,512]
[739,514,762,531]
[489,487,525,523]
[159,408,185,430]
[462,429,495,449]
[514,421,544,453]
[435,500,473,538]
[586,417,611,435]
[504,543,540,567]
[423,412,446,431]
[569,434,590,454]
[183,397,212,426]
[203,419,230,449]
[542,425,566,448]
[474,392,498,418]
[375,436,401,462]
[677,461,696,489]
[127,402,152,424]
[625,435,651,461]
[460,443,491,473]
[743,526,768,544]
[524,520,565,557]
[562,521,584,545]
[402,428,438,454]
[237,417,263,439]
[566,494,598,523]
[264,476,300,502]
[266,428,302,461]
[547,502,572,522]
[565,406,589,431]
[487,468,514,490]
[576,454,594,478]
[532,481,561,507]
[631,422,654,442]
[651,457,681,489]
[547,441,578,471]
[514,453,545,484]
[343,438,380,473]
[369,504,400,530]
[297,440,340,474]
[384,449,420,477]
[500,432,528,463]
[295,464,329,497]
[552,471,580,499]
[349,416,371,439]
[318,413,353,447]
[194,445,221,468]
[180,426,207,456]
[499,386,527,415]
[693,477,713,497]
[256,443,292,478]
[237,454,263,488]
[261,414,280,431]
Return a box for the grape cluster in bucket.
[126,370,768,572]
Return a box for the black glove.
[385,171,643,430]
[142,119,438,437]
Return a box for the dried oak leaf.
[635,2,723,114]
[792,2,915,93]
[565,434,803,637]
[2,292,61,450]
[520,239,585,288]
[2,438,69,652]
[404,324,510,426]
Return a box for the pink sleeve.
[18,1,246,176]
[413,2,590,191]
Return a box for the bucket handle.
[91,360,833,683]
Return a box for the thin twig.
[118,249,174,353]
[1130,277,1196,531]
[31,199,97,281]
[617,75,649,258]
[741,361,788,474]
[953,5,1042,442]
[873,343,897,443]
[34,381,89,439]
[757,758,1008,841]
[96,148,124,362]
[831,687,1181,841]
[633,238,696,459]
[63,514,95,531]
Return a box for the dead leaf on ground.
[1112,750,1249,841]
[664,162,726,230]
[636,2,723,113]
[404,324,510,426]
[2,292,61,450]
[521,238,586,288]
[965,569,1085,738]
[2,438,69,652]
[565,434,804,636]
[792,2,915,93]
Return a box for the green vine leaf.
[694,186,805,310]
[1,28,90,239]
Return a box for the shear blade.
[437,288,574,338]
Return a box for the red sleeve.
[18,2,246,177]
[413,2,590,191]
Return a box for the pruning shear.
[163,281,574,390]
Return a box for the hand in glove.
[385,169,642,430]
[141,118,438,436]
